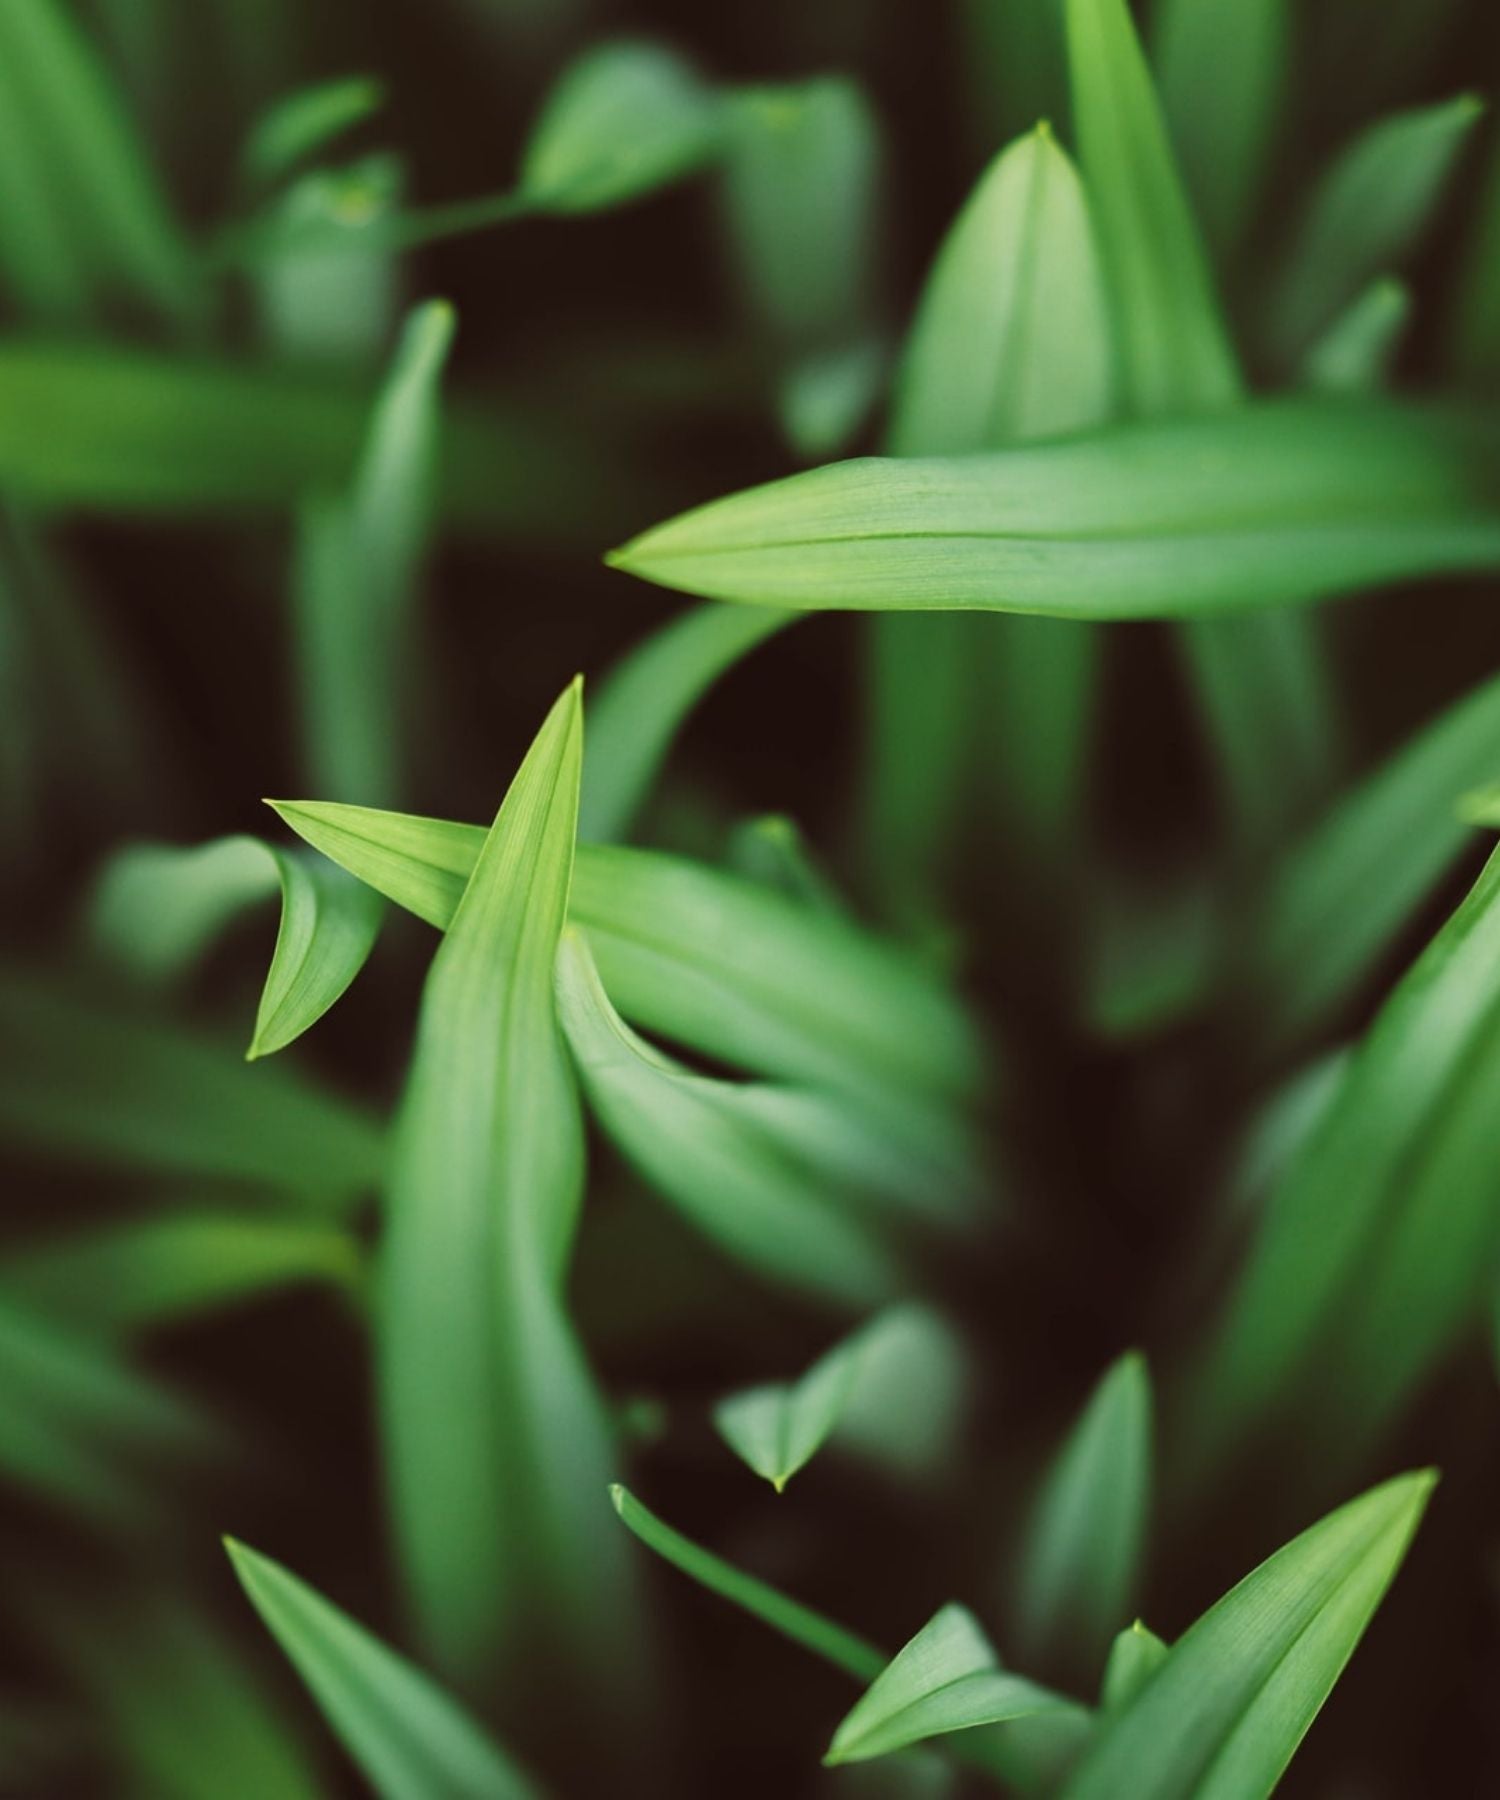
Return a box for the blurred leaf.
[831,1303,968,1481]
[267,801,987,1107]
[610,1484,884,1680]
[1059,1472,1434,1799]
[0,973,382,1203]
[725,813,846,914]
[295,299,454,806]
[226,1540,538,1800]
[1452,126,1500,388]
[1013,1352,1152,1671]
[958,0,1068,148]
[0,1211,362,1332]
[556,929,908,1311]
[1189,848,1500,1484]
[0,1293,216,1526]
[44,1588,328,1800]
[1264,94,1484,371]
[606,399,1500,618]
[824,1604,1078,1766]
[380,683,637,1702]
[714,1307,913,1489]
[1085,862,1217,1040]
[1231,666,1500,1060]
[1152,0,1287,263]
[1098,1622,1168,1713]
[1302,277,1412,394]
[241,74,386,189]
[579,602,794,842]
[778,339,887,464]
[0,0,202,330]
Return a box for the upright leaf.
[1060,1472,1434,1799]
[1265,94,1484,372]
[379,682,637,1707]
[1302,277,1412,394]
[226,1541,539,1800]
[1099,1622,1168,1713]
[241,74,386,189]
[1013,1352,1152,1671]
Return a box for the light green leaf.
[1099,1622,1168,1713]
[1060,1472,1434,1799]
[295,298,455,807]
[606,398,1500,618]
[1264,94,1484,371]
[86,835,383,1059]
[0,973,382,1203]
[0,1294,217,1526]
[1152,0,1287,262]
[610,1483,884,1681]
[1187,847,1500,1484]
[714,1307,910,1490]
[1231,665,1500,1060]
[266,801,986,1107]
[379,682,636,1701]
[557,930,911,1311]
[1302,277,1412,394]
[825,1604,1078,1767]
[0,1211,363,1333]
[0,0,202,330]
[241,73,386,188]
[1013,1352,1152,1670]
[226,1540,539,1800]
[579,602,795,842]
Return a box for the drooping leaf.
[0,0,203,330]
[294,298,455,806]
[556,930,917,1311]
[0,973,383,1203]
[1302,277,1412,394]
[1152,0,1287,263]
[824,1604,1079,1767]
[379,682,637,1708]
[0,1293,218,1526]
[226,1541,539,1800]
[266,800,987,1107]
[241,73,386,188]
[86,835,383,1059]
[1059,1472,1434,1799]
[0,1211,363,1333]
[1098,1622,1168,1713]
[713,1306,935,1490]
[1187,848,1500,1485]
[1013,1352,1153,1671]
[1264,94,1484,371]
[605,398,1500,618]
[1230,665,1500,1060]
[579,602,795,842]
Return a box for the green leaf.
[714,1308,907,1490]
[725,813,846,915]
[86,835,383,1059]
[1187,847,1500,1484]
[1264,94,1484,370]
[556,929,911,1310]
[1013,1352,1152,1671]
[0,0,202,330]
[0,973,383,1203]
[226,1540,539,1800]
[294,298,455,806]
[1152,0,1287,263]
[605,398,1500,618]
[0,1293,217,1526]
[241,73,386,188]
[266,801,986,1107]
[1302,277,1412,394]
[1059,1472,1434,1799]
[610,1484,884,1681]
[379,682,637,1700]
[0,1211,363,1333]
[824,1604,1078,1767]
[1099,1622,1168,1713]
[579,602,795,842]
[1231,665,1500,1060]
